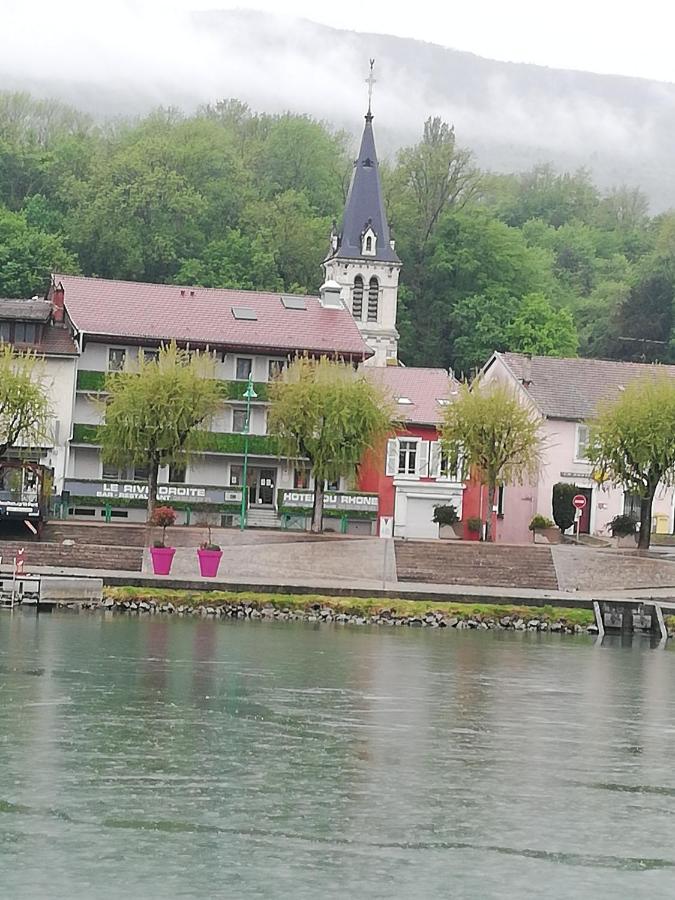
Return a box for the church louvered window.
[352,276,364,319]
[367,276,379,321]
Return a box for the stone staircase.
[395,541,560,590]
[0,539,143,572]
[245,507,281,529]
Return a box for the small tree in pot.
[432,503,461,539]
[149,506,177,575]
[608,513,638,547]
[196,514,223,578]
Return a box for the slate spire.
[329,63,400,265]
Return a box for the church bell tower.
[323,61,401,367]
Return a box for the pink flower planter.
[197,548,223,578]
[150,546,176,576]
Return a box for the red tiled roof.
[40,326,78,356]
[54,274,371,359]
[365,366,455,426]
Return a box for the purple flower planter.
[150,546,176,576]
[197,548,223,578]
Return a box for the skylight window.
[281,295,307,310]
[397,397,413,405]
[231,307,257,321]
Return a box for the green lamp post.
[239,372,257,530]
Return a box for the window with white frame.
[397,440,417,475]
[575,424,590,461]
[386,438,430,477]
[430,441,462,480]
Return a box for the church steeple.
[328,62,400,265]
[323,61,402,367]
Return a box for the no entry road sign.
[572,494,587,510]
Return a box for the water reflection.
[1,613,675,899]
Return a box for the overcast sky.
[5,0,675,83]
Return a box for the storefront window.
[294,468,309,489]
[230,465,243,486]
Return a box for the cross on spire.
[366,59,376,118]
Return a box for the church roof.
[331,113,400,265]
[52,274,372,360]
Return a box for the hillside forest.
[1,91,672,375]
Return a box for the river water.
[2,613,675,899]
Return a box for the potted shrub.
[466,516,482,541]
[433,503,462,539]
[196,519,223,577]
[149,506,177,575]
[609,513,638,548]
[528,514,559,543]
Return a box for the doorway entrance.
[577,486,593,534]
[248,467,276,506]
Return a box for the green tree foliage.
[268,357,395,532]
[98,344,222,519]
[506,293,578,358]
[587,374,675,549]
[552,482,578,533]
[0,89,665,370]
[441,380,542,542]
[0,345,53,458]
[0,206,78,297]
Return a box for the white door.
[406,497,438,539]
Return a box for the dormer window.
[361,224,377,256]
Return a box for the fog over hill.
[4,7,675,209]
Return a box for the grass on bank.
[103,587,595,626]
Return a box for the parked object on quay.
[149,506,177,575]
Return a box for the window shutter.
[416,440,430,477]
[385,439,398,476]
[429,441,441,478]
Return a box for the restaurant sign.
[63,479,232,504]
[280,490,378,512]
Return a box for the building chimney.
[521,353,533,389]
[51,281,65,323]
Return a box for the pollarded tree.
[268,357,395,533]
[0,344,52,458]
[441,380,542,542]
[98,343,222,520]
[587,374,675,549]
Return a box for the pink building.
[482,352,675,543]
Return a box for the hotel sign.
[280,490,378,512]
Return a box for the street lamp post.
[239,372,257,530]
